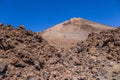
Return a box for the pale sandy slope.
[42,18,114,49]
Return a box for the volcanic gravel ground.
[0,24,119,80]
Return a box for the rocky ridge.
[0,22,119,80]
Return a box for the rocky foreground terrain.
[0,22,120,80]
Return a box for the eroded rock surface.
[0,24,119,80]
[42,18,114,49]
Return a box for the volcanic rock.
[42,18,114,48]
[0,20,119,80]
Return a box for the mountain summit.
[42,18,114,48]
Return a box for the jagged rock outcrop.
[0,24,58,80]
[72,27,120,80]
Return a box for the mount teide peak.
[42,18,114,48]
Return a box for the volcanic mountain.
[42,18,114,48]
[0,22,120,80]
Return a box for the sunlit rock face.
[42,18,114,48]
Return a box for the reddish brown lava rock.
[0,22,119,80]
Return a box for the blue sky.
[0,0,120,32]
